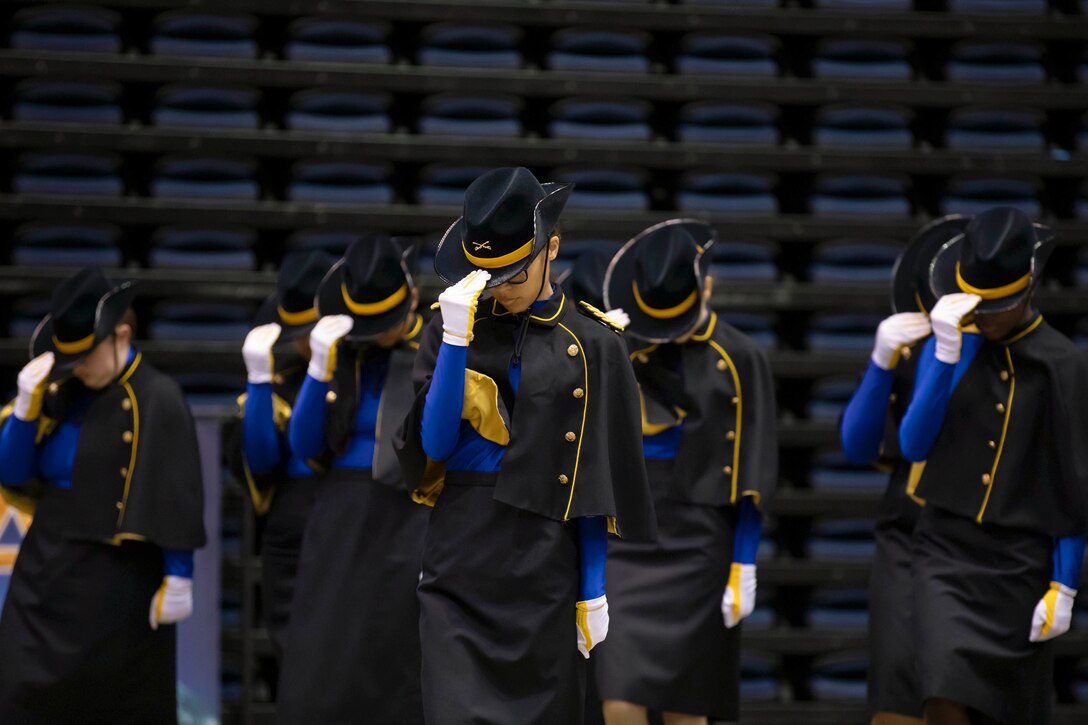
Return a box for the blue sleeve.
[577,517,608,601]
[421,342,467,462]
[733,497,762,565]
[1052,536,1085,589]
[288,374,329,462]
[163,549,195,578]
[0,416,40,486]
[243,383,282,476]
[840,362,896,465]
[898,357,957,463]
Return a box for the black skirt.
[419,471,584,725]
[260,474,318,662]
[275,468,428,725]
[0,490,175,724]
[867,516,920,718]
[912,505,1053,724]
[593,459,739,721]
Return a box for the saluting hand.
[871,312,931,371]
[576,595,609,658]
[307,315,354,383]
[722,563,756,628]
[930,293,981,364]
[242,323,281,385]
[439,270,491,346]
[1029,583,1076,642]
[14,352,55,422]
[149,576,193,630]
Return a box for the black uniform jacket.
[632,311,778,508]
[2,351,206,549]
[396,291,657,541]
[875,339,926,525]
[913,316,1088,536]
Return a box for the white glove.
[576,595,609,658]
[1029,582,1076,642]
[307,315,354,382]
[242,323,281,384]
[14,352,55,421]
[930,293,981,364]
[603,308,630,330]
[438,270,491,346]
[149,576,194,630]
[871,312,931,370]
[722,563,756,628]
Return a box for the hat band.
[53,331,95,355]
[278,305,319,326]
[632,283,698,320]
[342,282,407,316]
[462,237,533,269]
[955,262,1030,300]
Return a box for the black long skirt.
[593,459,738,721]
[0,497,175,724]
[912,505,1053,724]
[867,517,921,718]
[275,468,428,725]
[260,475,318,661]
[419,471,584,725]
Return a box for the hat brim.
[254,294,318,342]
[891,215,971,314]
[603,219,715,343]
[31,281,138,371]
[315,259,413,341]
[433,182,573,288]
[929,222,1056,315]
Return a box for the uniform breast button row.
[716,359,727,372]
[558,474,570,485]
[567,345,579,357]
[982,473,992,486]
[988,440,996,449]
[572,388,584,399]
[722,466,732,475]
[731,397,739,406]
[565,431,577,443]
[115,501,123,510]
[999,370,1010,382]
[120,467,128,477]
[725,430,736,441]
[121,398,132,411]
[326,390,338,403]
[122,431,133,444]
[995,402,1006,414]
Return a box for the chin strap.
[511,252,551,368]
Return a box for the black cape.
[396,291,657,541]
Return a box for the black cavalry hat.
[930,206,1056,314]
[564,247,618,312]
[316,232,414,341]
[434,167,573,288]
[891,215,970,314]
[30,266,137,369]
[255,249,336,340]
[604,219,716,343]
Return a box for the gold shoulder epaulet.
[577,301,624,333]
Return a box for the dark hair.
[118,307,137,335]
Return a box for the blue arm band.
[0,416,40,486]
[163,549,194,579]
[577,517,608,601]
[898,358,956,463]
[243,382,282,475]
[733,497,762,565]
[1053,536,1085,590]
[422,342,467,462]
[288,374,329,462]
[840,361,895,465]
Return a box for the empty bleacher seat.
[720,312,779,349]
[815,0,909,7]
[149,228,256,269]
[285,18,391,63]
[11,222,122,267]
[708,240,778,281]
[288,160,393,204]
[810,449,888,490]
[548,98,652,141]
[809,589,869,629]
[418,23,522,69]
[810,652,869,701]
[287,90,391,133]
[807,379,864,422]
[812,39,912,81]
[419,94,523,137]
[942,176,1042,217]
[810,174,911,216]
[813,105,914,149]
[1073,656,1088,703]
[679,0,778,6]
[1076,248,1088,288]
[677,171,779,214]
[947,42,1046,83]
[151,12,259,59]
[677,33,780,76]
[740,652,781,702]
[678,102,780,145]
[153,84,260,129]
[15,152,123,196]
[9,297,52,339]
[1075,318,1088,352]
[946,107,1046,151]
[553,167,650,210]
[1076,111,1088,152]
[1076,180,1088,220]
[13,80,122,125]
[949,0,1046,12]
[547,28,651,73]
[10,6,121,53]
[808,519,876,559]
[149,300,253,342]
[174,372,248,405]
[417,164,492,206]
[151,156,259,200]
[807,313,885,350]
[810,239,900,282]
[285,229,363,256]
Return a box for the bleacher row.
[1,1,1087,723]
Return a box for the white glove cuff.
[442,329,472,347]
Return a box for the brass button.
[122,431,133,444]
[726,430,736,441]
[326,390,338,403]
[889,393,898,404]
[567,345,579,357]
[995,402,1005,414]
[120,467,128,477]
[901,347,912,361]
[982,473,991,485]
[48,382,59,394]
[716,359,727,372]
[116,501,123,510]
[722,466,733,475]
[988,440,996,449]
[558,474,570,485]
[731,396,739,406]
[572,388,584,399]
[273,374,285,385]
[999,370,1009,382]
[636,354,649,364]
[565,431,576,443]
[122,398,132,411]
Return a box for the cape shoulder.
[576,301,624,334]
